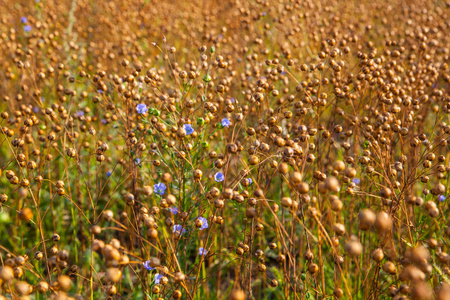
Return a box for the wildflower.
[214,172,224,182]
[136,103,148,114]
[106,171,111,177]
[169,207,179,215]
[75,111,85,117]
[97,89,103,94]
[154,273,163,284]
[230,97,235,103]
[135,158,141,165]
[154,183,167,195]
[221,118,231,128]
[101,119,107,124]
[24,25,31,32]
[199,247,208,256]
[439,195,446,202]
[183,124,194,135]
[21,17,27,24]
[248,178,253,185]
[352,178,361,184]
[197,217,208,230]
[143,261,155,271]
[173,224,186,235]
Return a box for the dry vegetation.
[0,0,449,299]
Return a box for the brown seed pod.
[36,281,49,293]
[344,238,363,256]
[374,211,392,233]
[15,281,33,295]
[358,208,376,230]
[382,261,397,275]
[18,208,33,222]
[281,197,293,208]
[0,266,14,283]
[58,275,72,292]
[229,290,246,300]
[325,176,340,192]
[105,268,122,283]
[372,248,384,262]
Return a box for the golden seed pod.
[66,148,76,158]
[333,160,345,172]
[174,272,185,282]
[152,285,161,294]
[0,193,8,203]
[105,285,117,295]
[297,182,309,194]
[193,169,203,180]
[35,251,44,260]
[308,263,319,274]
[382,261,397,275]
[105,268,122,283]
[172,290,182,299]
[18,208,33,222]
[229,290,246,300]
[36,281,49,293]
[15,281,33,295]
[281,197,292,208]
[303,249,314,261]
[143,186,153,196]
[344,239,362,256]
[290,172,302,185]
[371,248,384,262]
[358,208,376,230]
[58,275,72,292]
[325,176,340,192]
[374,211,392,233]
[91,225,101,235]
[161,173,172,183]
[0,266,14,283]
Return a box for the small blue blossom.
[101,119,107,124]
[183,124,194,135]
[135,158,141,165]
[214,172,224,182]
[106,171,112,177]
[97,89,103,94]
[263,12,267,16]
[222,118,231,128]
[75,110,85,117]
[352,178,361,184]
[33,107,40,113]
[21,17,28,24]
[439,195,446,202]
[199,247,208,256]
[198,217,208,230]
[173,224,186,235]
[248,178,253,185]
[281,71,287,75]
[169,207,179,215]
[154,183,167,195]
[24,25,31,32]
[154,273,163,284]
[230,98,236,103]
[136,103,148,114]
[143,261,155,271]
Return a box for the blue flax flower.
[214,172,224,182]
